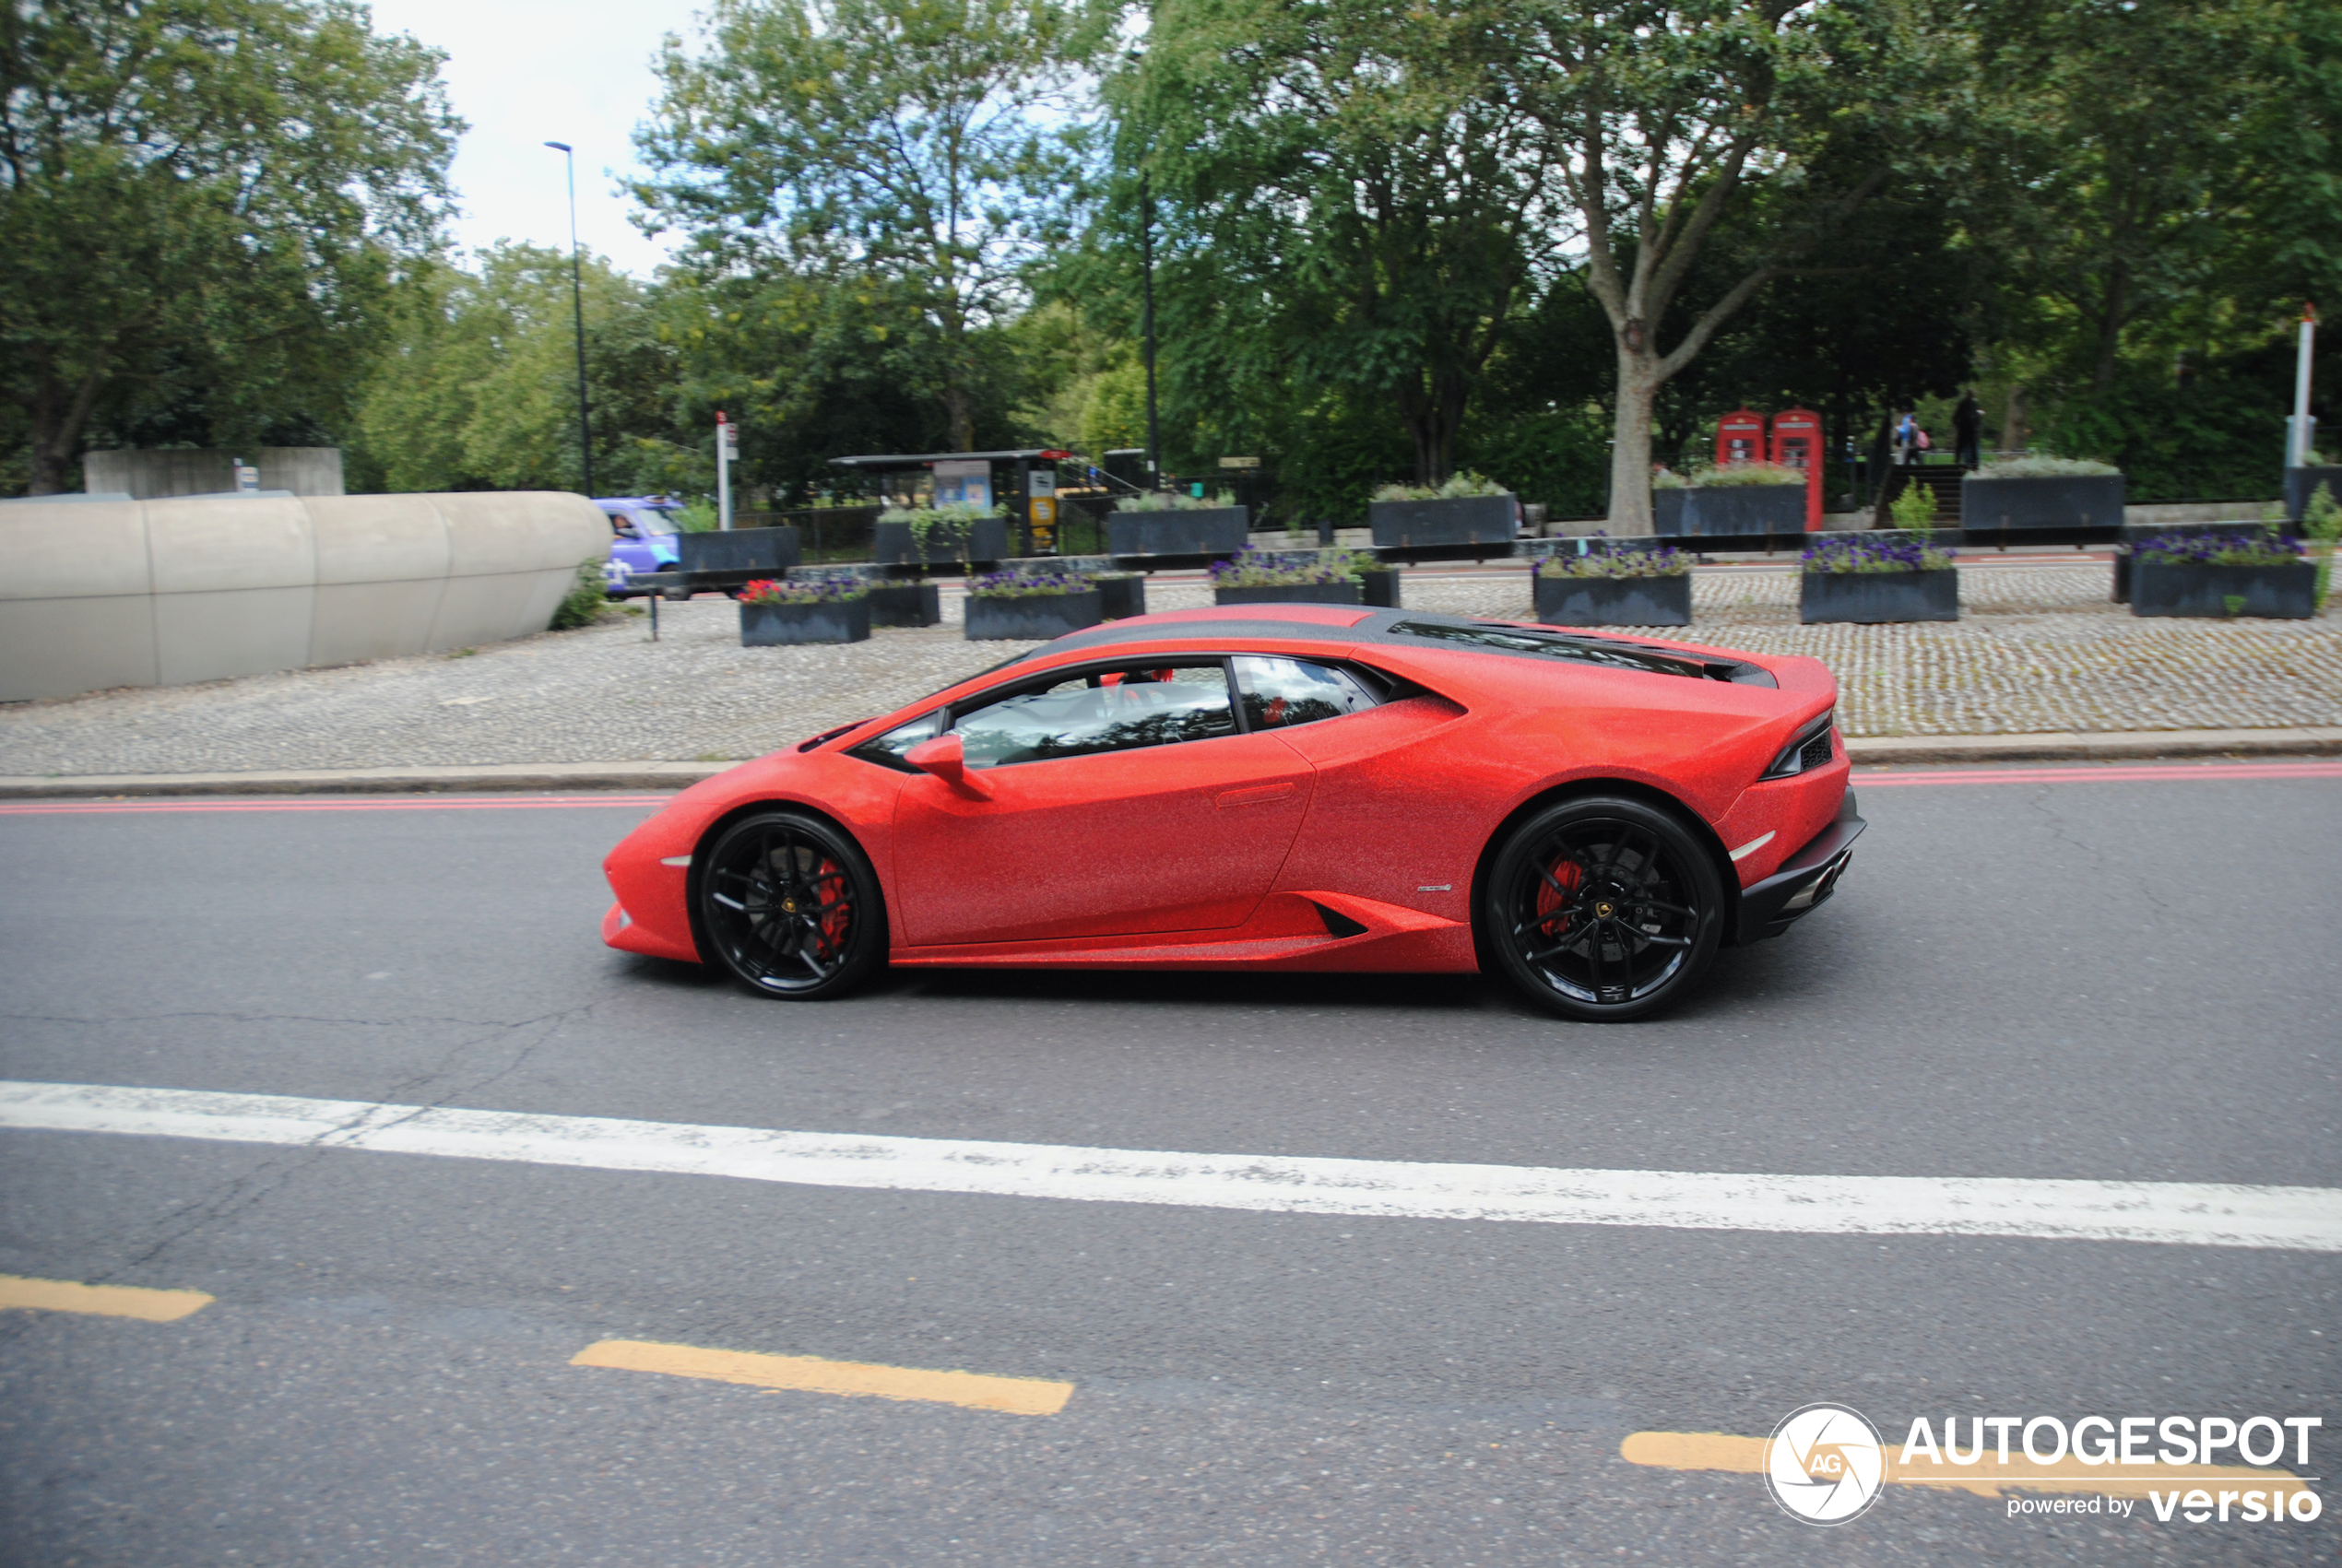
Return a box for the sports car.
[601,605,1863,1021]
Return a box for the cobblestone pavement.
[3,560,2336,775]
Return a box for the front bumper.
[1736,790,1864,943]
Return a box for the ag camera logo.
[1766,1403,1886,1525]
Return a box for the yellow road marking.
[571,1338,1073,1416]
[0,1272,213,1322]
[1621,1430,2310,1502]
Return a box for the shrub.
[673,498,719,533]
[1802,535,1954,574]
[739,576,869,605]
[1208,547,1373,587]
[2133,531,2303,568]
[549,557,610,629]
[1969,455,2122,480]
[1889,479,1939,532]
[1115,489,1233,512]
[1653,462,1804,489]
[2303,482,2340,608]
[1535,542,1688,579]
[1372,472,1508,501]
[881,500,998,561]
[966,567,1096,599]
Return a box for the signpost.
[716,412,739,531]
[1026,466,1058,555]
[2289,304,2318,469]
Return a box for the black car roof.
[1023,609,1778,687]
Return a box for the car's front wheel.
[1484,796,1724,1022]
[696,810,886,999]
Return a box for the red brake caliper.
[813,856,850,955]
[1534,856,1583,928]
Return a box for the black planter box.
[1096,575,1146,619]
[1368,493,1518,550]
[1652,485,1804,537]
[2284,466,2342,522]
[874,516,1011,571]
[2131,560,2316,619]
[1106,508,1250,560]
[739,596,870,645]
[1959,474,2125,532]
[964,590,1104,641]
[1800,569,1960,623]
[1534,572,1692,626]
[1358,567,1402,607]
[680,525,800,573]
[2111,524,2292,603]
[1213,581,1365,607]
[866,581,941,628]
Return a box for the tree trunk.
[1398,371,1471,487]
[944,381,973,453]
[2001,384,2029,454]
[26,361,110,496]
[2092,264,2129,392]
[1605,350,1662,534]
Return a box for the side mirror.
[904,733,988,797]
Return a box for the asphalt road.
[1,766,2336,1565]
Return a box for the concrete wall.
[0,492,606,702]
[82,447,347,500]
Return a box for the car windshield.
[633,509,680,536]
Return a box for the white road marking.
[3,1079,2336,1252]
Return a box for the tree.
[634,0,1101,453]
[1496,0,1947,529]
[0,0,457,493]
[346,245,678,495]
[1120,0,1559,485]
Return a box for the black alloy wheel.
[696,810,886,998]
[1485,796,1724,1022]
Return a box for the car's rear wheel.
[1484,796,1724,1022]
[696,810,886,999]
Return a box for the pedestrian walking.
[1953,390,1983,469]
[1895,411,1922,466]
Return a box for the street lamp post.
[1139,170,1161,482]
[543,141,594,498]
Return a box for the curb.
[0,760,728,798]
[1844,727,2342,766]
[3,727,2339,798]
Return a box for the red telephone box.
[1768,407,1825,530]
[1716,407,1766,468]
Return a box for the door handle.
[1215,783,1295,808]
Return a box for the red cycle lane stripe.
[0,795,678,817]
[1853,760,2342,787]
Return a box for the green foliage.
[347,246,675,493]
[1115,489,1231,512]
[548,558,611,629]
[1889,479,1939,531]
[3,0,460,493]
[1661,463,1808,490]
[673,499,720,533]
[881,500,995,563]
[2305,483,2342,542]
[1971,455,2122,479]
[1372,473,1507,502]
[635,0,1104,452]
[1535,546,1689,580]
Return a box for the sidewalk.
[2,560,2336,791]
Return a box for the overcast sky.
[367,0,695,277]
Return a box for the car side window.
[954,664,1235,769]
[1232,656,1379,731]
[856,711,945,769]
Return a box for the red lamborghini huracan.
[601,605,1862,1021]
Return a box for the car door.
[890,660,1315,947]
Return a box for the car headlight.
[1761,709,1837,780]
